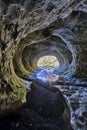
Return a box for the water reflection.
[29,67,59,83]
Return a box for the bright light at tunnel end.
[30,55,60,83]
[37,55,60,68]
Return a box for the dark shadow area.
[0,81,73,130]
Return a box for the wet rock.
[82,112,87,119]
[24,0,34,12]
[26,82,64,118]
[71,102,80,111]
[7,4,21,19]
[0,82,73,130]
[0,0,7,14]
[46,2,57,12]
[26,81,73,130]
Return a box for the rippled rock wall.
[0,0,87,119]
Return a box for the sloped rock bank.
[0,81,73,130]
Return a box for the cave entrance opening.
[37,55,59,69]
[36,55,60,82]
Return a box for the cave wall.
[0,0,87,115]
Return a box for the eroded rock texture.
[0,0,87,129]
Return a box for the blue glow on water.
[36,69,48,83]
[29,67,59,83]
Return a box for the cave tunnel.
[0,0,87,130]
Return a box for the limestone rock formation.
[0,0,87,129]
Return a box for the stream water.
[55,84,87,130]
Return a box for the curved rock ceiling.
[0,0,87,129]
